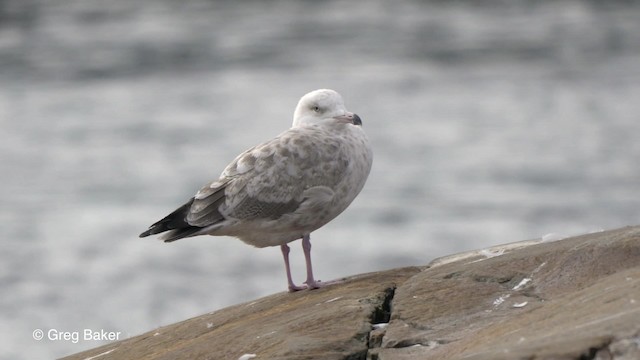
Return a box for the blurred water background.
[1,0,639,358]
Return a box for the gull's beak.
[334,112,363,126]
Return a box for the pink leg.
[302,234,322,289]
[281,244,306,292]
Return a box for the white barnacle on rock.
[512,278,532,291]
[372,323,389,330]
[479,248,505,258]
[82,348,117,360]
[256,330,276,339]
[493,294,511,306]
[238,354,257,360]
[512,302,528,308]
[532,262,547,274]
[542,233,567,242]
[315,296,343,306]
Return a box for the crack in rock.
[578,339,613,360]
[576,335,640,360]
[362,287,396,360]
[371,287,395,324]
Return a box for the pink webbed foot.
[288,279,323,292]
[304,279,323,290]
[287,283,308,292]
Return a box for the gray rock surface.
[64,226,640,360]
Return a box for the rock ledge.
[64,226,640,360]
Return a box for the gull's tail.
[139,198,203,242]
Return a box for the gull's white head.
[292,89,362,128]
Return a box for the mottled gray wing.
[186,127,350,226]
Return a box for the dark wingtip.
[139,224,163,238]
[138,198,196,239]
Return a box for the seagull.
[139,89,373,291]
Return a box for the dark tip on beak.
[352,113,362,126]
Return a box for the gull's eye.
[312,105,321,113]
